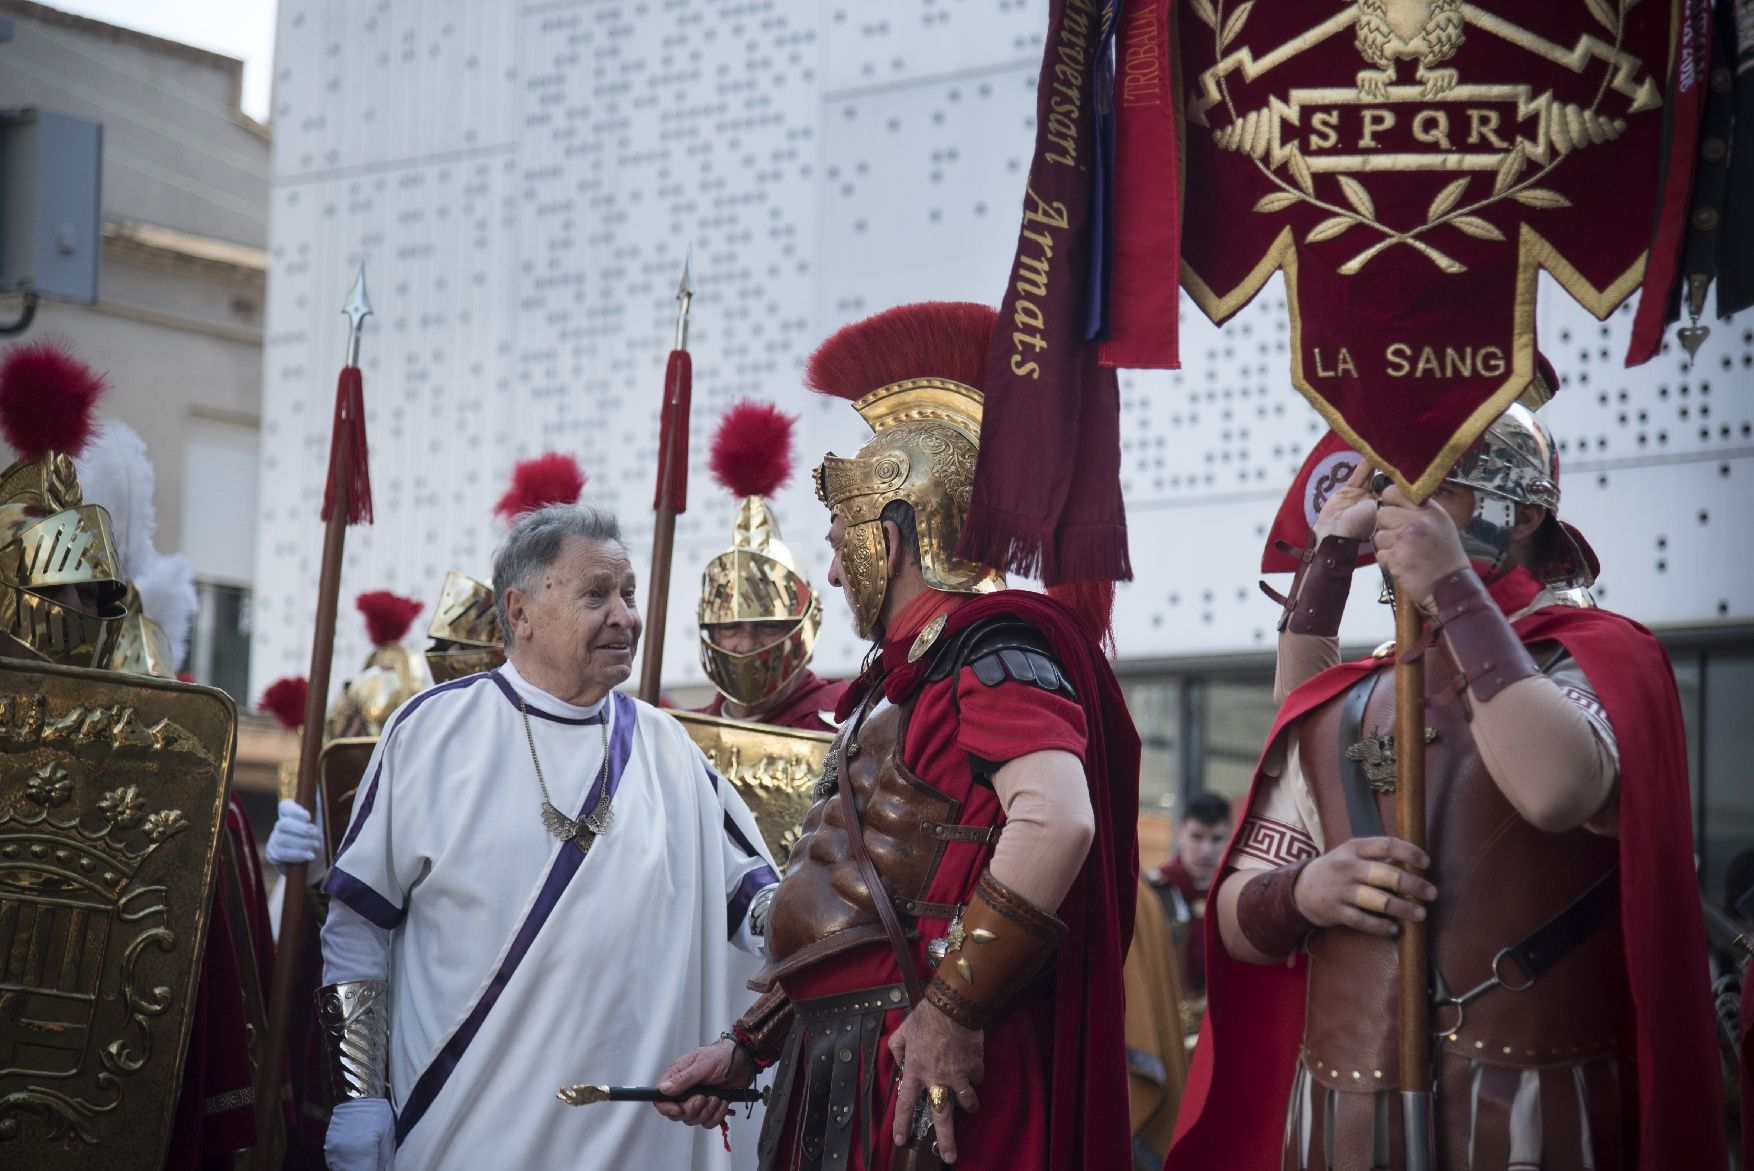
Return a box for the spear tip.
[343,266,373,325]
[673,248,693,351]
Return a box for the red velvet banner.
[1177,1,1675,500]
[1102,0,1183,369]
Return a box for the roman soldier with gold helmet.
[0,340,264,1169]
[1168,395,1727,1171]
[326,590,431,738]
[695,400,845,732]
[655,302,1142,1171]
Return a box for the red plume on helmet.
[0,340,109,461]
[258,675,310,731]
[804,302,997,401]
[494,453,586,522]
[710,401,796,499]
[356,591,424,646]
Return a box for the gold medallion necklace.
[519,698,613,855]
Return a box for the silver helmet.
[1444,402,1598,589]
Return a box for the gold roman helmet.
[425,570,505,683]
[805,303,1004,639]
[109,585,178,678]
[327,591,432,737]
[699,401,820,707]
[0,342,128,666]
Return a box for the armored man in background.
[1167,403,1726,1170]
[695,400,846,731]
[657,302,1142,1170]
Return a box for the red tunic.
[1149,857,1207,995]
[1165,567,1726,1171]
[770,589,1138,1171]
[164,796,284,1169]
[699,669,848,733]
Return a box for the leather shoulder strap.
[836,690,926,1005]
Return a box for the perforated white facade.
[255,0,1754,699]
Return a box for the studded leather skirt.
[758,983,918,1171]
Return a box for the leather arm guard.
[731,985,794,1069]
[1429,569,1539,703]
[316,980,391,1100]
[925,870,1068,1030]
[1278,534,1362,636]
[1235,859,1316,959]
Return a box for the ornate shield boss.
[0,659,234,1169]
[666,712,831,871]
[318,738,378,867]
[1178,0,1675,498]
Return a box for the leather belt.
[1432,865,1621,1035]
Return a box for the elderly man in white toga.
[315,504,779,1170]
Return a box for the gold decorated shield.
[317,738,378,866]
[666,711,830,870]
[0,658,234,1169]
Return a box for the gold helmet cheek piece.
[108,586,178,678]
[426,643,506,684]
[345,644,433,735]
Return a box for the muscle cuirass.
[1298,641,1628,1093]
[758,699,985,984]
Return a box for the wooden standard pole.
[1393,586,1434,1171]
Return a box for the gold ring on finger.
[927,1085,953,1114]
[1355,885,1392,914]
[1364,861,1403,891]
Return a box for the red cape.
[1166,568,1726,1171]
[698,668,847,732]
[849,590,1142,1171]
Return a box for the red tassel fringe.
[321,365,373,525]
[1047,580,1117,658]
[653,350,692,514]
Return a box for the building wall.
[0,0,269,560]
[257,0,1754,699]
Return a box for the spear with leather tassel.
[250,268,376,1171]
[638,253,692,704]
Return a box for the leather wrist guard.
[1235,860,1315,958]
[1429,569,1539,703]
[925,870,1068,1030]
[316,980,390,1100]
[731,984,793,1068]
[1279,534,1361,636]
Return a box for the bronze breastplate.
[759,700,970,983]
[1299,644,1627,1090]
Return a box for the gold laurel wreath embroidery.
[1195,0,1638,275]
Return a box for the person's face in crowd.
[505,536,642,703]
[1176,816,1232,887]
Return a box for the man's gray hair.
[491,504,625,649]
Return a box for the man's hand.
[889,1000,983,1164]
[267,799,324,872]
[1372,485,1470,606]
[653,1038,756,1130]
[1312,458,1378,543]
[325,1097,394,1171]
[1294,836,1436,937]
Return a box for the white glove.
[326,1097,395,1171]
[266,799,324,871]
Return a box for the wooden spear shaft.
[1394,586,1434,1171]
[638,255,692,706]
[251,271,372,1171]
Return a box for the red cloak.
[1166,567,1726,1171]
[698,668,847,733]
[843,589,1142,1171]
